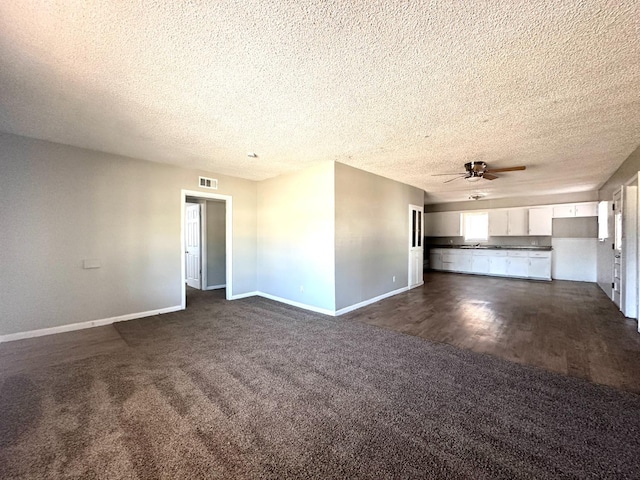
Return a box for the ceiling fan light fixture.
[466,175,481,182]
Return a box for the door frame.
[408,204,424,289]
[181,190,233,307]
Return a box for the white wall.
[0,132,257,336]
[334,163,424,311]
[257,162,336,312]
[551,239,597,282]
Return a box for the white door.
[409,205,424,288]
[185,203,201,289]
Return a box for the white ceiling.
[0,1,639,203]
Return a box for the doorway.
[408,204,424,289]
[184,202,202,289]
[181,190,233,308]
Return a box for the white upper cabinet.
[425,202,597,238]
[574,202,598,217]
[424,212,461,237]
[528,207,553,236]
[488,208,528,236]
[553,202,598,218]
[507,208,528,236]
[598,201,610,240]
[552,204,575,218]
[488,210,509,236]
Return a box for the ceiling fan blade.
[443,175,466,183]
[431,172,467,176]
[482,173,498,180]
[485,166,526,173]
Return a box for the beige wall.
[0,132,257,335]
[334,163,424,311]
[257,162,336,312]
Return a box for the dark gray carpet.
[1,290,639,479]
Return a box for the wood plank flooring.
[343,272,640,393]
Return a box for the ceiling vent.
[199,176,218,189]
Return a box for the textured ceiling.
[0,1,639,203]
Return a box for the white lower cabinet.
[488,254,508,275]
[507,253,529,277]
[528,251,552,280]
[471,255,489,273]
[430,248,551,280]
[430,251,442,270]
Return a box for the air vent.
[199,176,218,189]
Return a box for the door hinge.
[612,243,615,250]
[612,282,615,289]
[612,203,615,211]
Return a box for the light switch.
[83,259,101,269]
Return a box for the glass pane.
[412,211,416,247]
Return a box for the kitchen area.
[425,201,599,283]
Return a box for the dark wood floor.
[343,272,640,394]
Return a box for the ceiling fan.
[433,161,526,183]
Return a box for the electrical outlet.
[300,285,304,293]
[392,276,396,282]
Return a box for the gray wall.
[597,145,640,295]
[257,162,336,312]
[206,200,226,287]
[0,132,257,335]
[335,162,425,311]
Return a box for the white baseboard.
[230,288,411,317]
[228,291,259,300]
[335,286,409,316]
[0,305,183,343]
[205,284,226,290]
[256,292,336,316]
[1,285,414,343]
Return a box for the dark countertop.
[429,245,553,251]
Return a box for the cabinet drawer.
[472,250,494,256]
[529,251,551,258]
[507,251,529,257]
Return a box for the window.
[462,212,488,242]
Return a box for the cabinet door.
[575,202,598,217]
[424,213,438,237]
[507,208,528,236]
[528,207,553,236]
[528,257,550,279]
[507,257,529,277]
[553,205,574,218]
[488,210,509,236]
[430,252,443,270]
[471,256,490,274]
[441,212,461,236]
[451,253,472,273]
[489,256,508,275]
